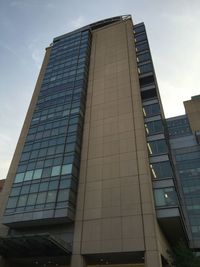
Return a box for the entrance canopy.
[0,234,71,258]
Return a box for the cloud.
[9,0,26,8]
[70,16,86,30]
[0,41,26,65]
[27,42,43,69]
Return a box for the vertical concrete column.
[70,254,86,267]
[145,251,162,267]
[0,256,6,267]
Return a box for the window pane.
[30,183,39,193]
[10,187,21,196]
[36,192,47,204]
[21,185,30,194]
[145,120,164,135]
[49,180,59,190]
[39,182,49,191]
[24,170,34,181]
[150,161,173,179]
[51,166,61,176]
[137,52,151,63]
[46,191,57,203]
[27,194,37,206]
[136,42,149,52]
[135,33,147,42]
[148,140,168,155]
[7,197,18,208]
[33,169,43,179]
[61,164,72,175]
[57,189,69,202]
[154,187,177,207]
[14,173,25,183]
[17,195,28,207]
[59,179,71,189]
[143,103,160,117]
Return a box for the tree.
[168,240,200,267]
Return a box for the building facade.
[0,16,188,267]
[167,96,200,249]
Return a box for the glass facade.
[4,30,91,225]
[175,146,200,239]
[134,23,177,210]
[167,116,192,137]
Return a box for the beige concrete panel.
[88,142,103,159]
[84,208,102,220]
[101,206,121,218]
[71,254,86,267]
[121,181,141,208]
[87,164,103,182]
[102,178,121,189]
[120,152,138,177]
[118,114,134,133]
[92,92,104,106]
[102,187,121,208]
[184,98,200,132]
[118,98,133,115]
[104,90,118,102]
[145,250,162,267]
[91,105,104,121]
[85,189,102,209]
[82,220,101,242]
[103,140,120,157]
[89,124,104,139]
[103,101,118,119]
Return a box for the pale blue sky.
[0,0,200,179]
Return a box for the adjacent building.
[167,96,200,249]
[0,15,192,267]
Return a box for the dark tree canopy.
[168,240,200,267]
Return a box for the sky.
[0,0,200,179]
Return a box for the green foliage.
[168,240,200,267]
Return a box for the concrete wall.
[184,97,200,132]
[71,19,169,267]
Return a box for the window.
[136,42,149,52]
[10,187,21,196]
[36,192,47,204]
[61,164,72,175]
[39,182,49,191]
[21,185,30,194]
[33,169,43,179]
[24,170,34,181]
[148,140,168,155]
[134,25,145,34]
[51,166,61,176]
[57,189,70,202]
[49,180,59,190]
[150,161,173,179]
[137,52,151,63]
[143,103,160,117]
[14,172,25,183]
[138,63,153,74]
[46,191,57,203]
[27,194,37,206]
[30,183,39,193]
[17,195,28,207]
[145,120,164,135]
[7,197,18,208]
[59,179,71,189]
[135,33,147,43]
[154,187,177,207]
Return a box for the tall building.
[167,95,200,249]
[0,15,189,267]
